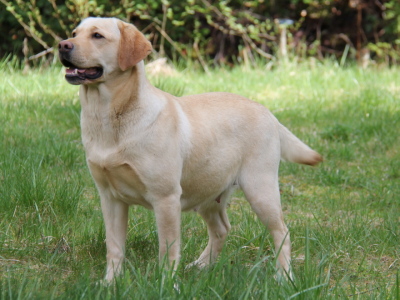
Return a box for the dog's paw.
[185,260,208,270]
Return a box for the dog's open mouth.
[61,59,103,83]
[66,67,103,79]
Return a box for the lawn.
[0,60,399,299]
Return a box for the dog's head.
[58,17,152,85]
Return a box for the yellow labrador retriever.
[58,17,322,282]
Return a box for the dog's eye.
[72,32,76,38]
[93,33,104,39]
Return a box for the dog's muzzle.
[58,40,103,85]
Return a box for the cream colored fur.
[58,17,322,282]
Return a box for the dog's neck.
[79,61,166,144]
[80,61,158,111]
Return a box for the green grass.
[0,60,399,299]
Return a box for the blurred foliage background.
[0,0,399,67]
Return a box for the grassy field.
[0,60,399,299]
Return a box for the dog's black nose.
[58,40,74,53]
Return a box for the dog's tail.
[278,123,322,166]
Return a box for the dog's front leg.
[100,193,129,282]
[153,194,181,271]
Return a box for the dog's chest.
[80,100,156,207]
[87,149,150,207]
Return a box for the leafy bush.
[0,0,399,65]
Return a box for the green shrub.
[0,0,399,65]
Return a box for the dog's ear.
[118,21,152,71]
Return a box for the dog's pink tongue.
[66,68,98,75]
[80,68,98,75]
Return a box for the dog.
[58,17,322,282]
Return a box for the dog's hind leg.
[239,165,292,280]
[188,190,232,268]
